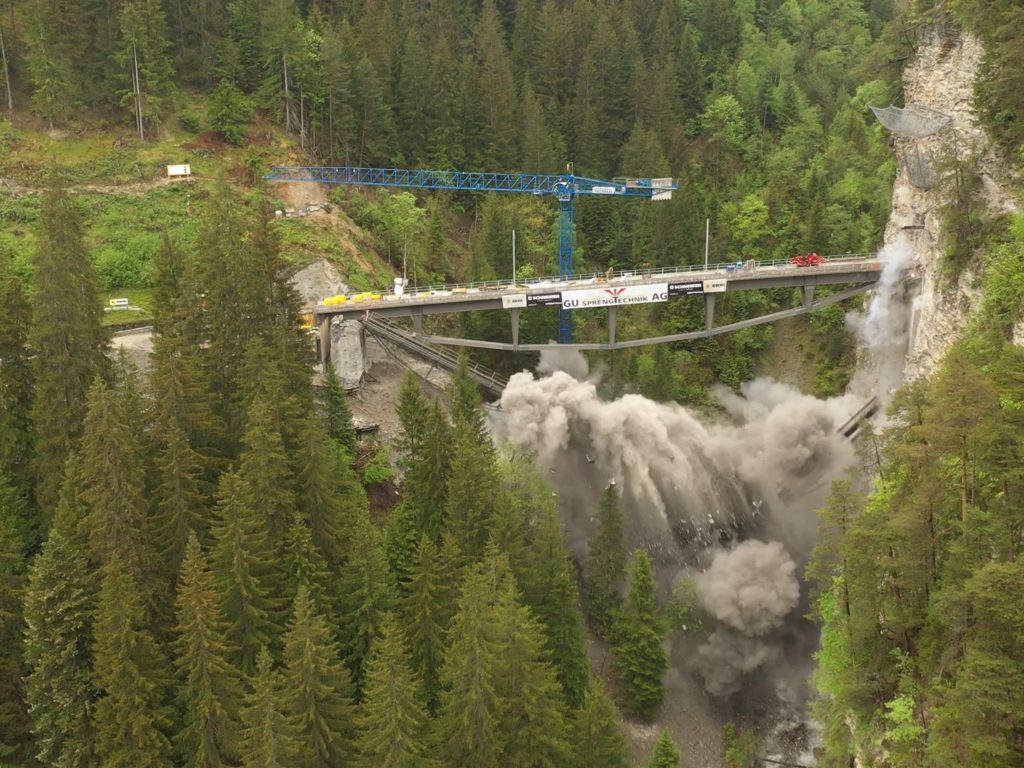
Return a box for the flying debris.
[585,454,595,463]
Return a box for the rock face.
[881,27,1019,382]
[290,259,350,308]
[329,317,366,388]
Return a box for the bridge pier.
[510,308,520,349]
[412,312,423,335]
[803,285,815,308]
[327,316,368,388]
[608,306,617,345]
[319,316,332,364]
[705,294,716,335]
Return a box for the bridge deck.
[311,256,883,320]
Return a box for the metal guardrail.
[401,253,877,294]
[316,254,882,313]
[363,315,509,396]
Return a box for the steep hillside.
[0,112,395,325]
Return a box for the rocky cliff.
[878,25,1020,383]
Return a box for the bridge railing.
[317,253,882,309]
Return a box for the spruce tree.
[23,532,97,768]
[0,252,34,504]
[494,575,570,767]
[294,418,349,568]
[282,585,358,768]
[356,613,436,767]
[173,532,242,768]
[384,501,421,586]
[336,512,394,688]
[449,352,491,451]
[396,367,428,466]
[22,0,77,125]
[438,546,570,767]
[436,552,506,767]
[400,535,454,710]
[587,482,627,634]
[319,364,356,454]
[118,0,177,139]
[239,647,297,768]
[570,678,631,768]
[153,413,209,576]
[29,178,107,515]
[210,471,278,674]
[646,730,681,768]
[525,504,589,708]
[444,426,500,563]
[92,561,173,768]
[0,481,32,763]
[405,400,451,542]
[80,376,162,606]
[284,512,333,614]
[238,393,297,552]
[149,235,226,462]
[612,550,667,720]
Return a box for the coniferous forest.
[1,0,1024,766]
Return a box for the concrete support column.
[705,293,716,335]
[318,315,332,365]
[608,306,617,346]
[802,285,815,309]
[329,317,367,389]
[510,308,520,349]
[412,312,423,335]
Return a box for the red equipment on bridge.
[790,253,826,267]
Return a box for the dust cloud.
[847,235,914,400]
[696,541,799,636]
[694,541,800,695]
[491,243,911,707]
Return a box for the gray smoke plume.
[693,541,800,696]
[494,357,857,564]
[695,630,782,697]
[847,234,914,400]
[696,541,799,636]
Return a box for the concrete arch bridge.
[315,255,884,367]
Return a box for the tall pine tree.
[356,613,436,767]
[282,584,358,768]
[29,178,107,516]
[92,561,174,768]
[23,532,97,768]
[587,482,627,634]
[612,550,667,720]
[173,532,243,768]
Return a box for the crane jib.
[266,166,677,199]
[266,164,677,343]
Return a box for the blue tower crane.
[266,164,677,342]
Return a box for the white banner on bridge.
[501,294,527,309]
[561,283,668,309]
[702,278,728,293]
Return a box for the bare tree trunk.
[299,88,305,149]
[132,41,144,140]
[0,20,12,113]
[282,51,291,132]
[960,435,969,534]
[173,0,186,59]
[328,93,334,165]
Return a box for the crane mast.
[267,164,677,342]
